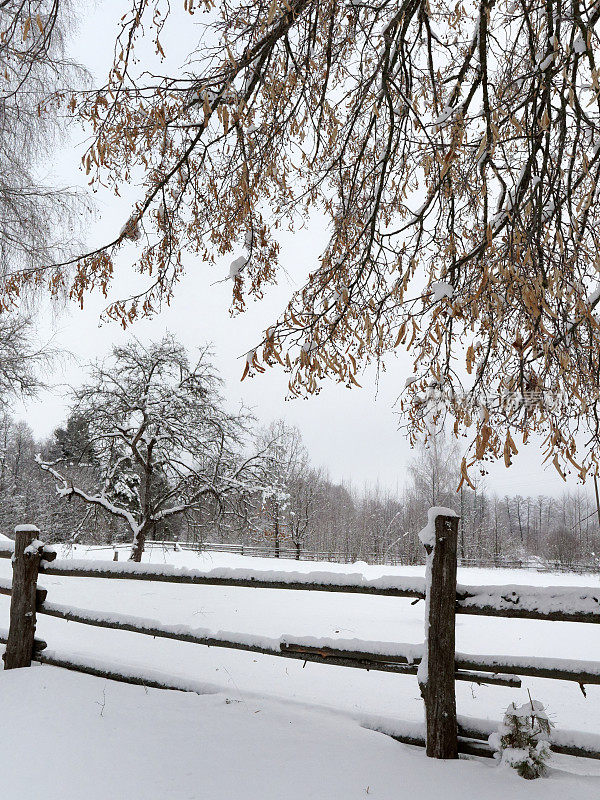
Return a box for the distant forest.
[1,414,597,569]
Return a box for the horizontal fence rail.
[372,717,600,762]
[5,581,599,686]
[4,541,599,623]
[455,584,600,624]
[6,574,599,687]
[33,601,520,688]
[38,562,428,597]
[10,556,600,625]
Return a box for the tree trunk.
[3,525,42,670]
[419,513,459,759]
[131,444,154,563]
[274,513,280,558]
[494,511,499,563]
[129,523,149,562]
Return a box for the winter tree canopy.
[4,0,600,482]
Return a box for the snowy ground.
[1,543,600,797]
[4,665,600,800]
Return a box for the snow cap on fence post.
[417,507,459,759]
[3,524,44,670]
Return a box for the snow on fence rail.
[34,600,520,688]
[15,553,600,624]
[0,540,14,557]
[455,583,600,624]
[2,519,600,762]
[366,713,600,762]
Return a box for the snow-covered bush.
[489,698,553,779]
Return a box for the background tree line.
[1,406,598,569]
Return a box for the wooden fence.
[100,538,600,573]
[1,516,600,761]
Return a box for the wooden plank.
[280,644,520,686]
[3,526,43,669]
[455,654,600,686]
[38,559,600,623]
[379,729,495,759]
[419,513,459,759]
[281,642,600,686]
[35,602,516,685]
[456,603,600,624]
[35,648,512,694]
[0,578,48,606]
[42,603,432,670]
[0,631,48,652]
[39,563,426,599]
[454,670,520,688]
[34,650,220,694]
[457,721,600,762]
[38,598,600,687]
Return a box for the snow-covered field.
[5,666,600,800]
[1,543,600,798]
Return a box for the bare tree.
[288,467,323,559]
[253,420,306,557]
[0,314,51,404]
[38,336,271,560]
[408,435,460,515]
[0,1,84,292]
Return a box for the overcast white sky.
[11,1,585,499]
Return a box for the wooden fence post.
[3,525,44,670]
[418,511,459,759]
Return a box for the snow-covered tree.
[408,435,461,515]
[489,699,553,779]
[38,336,271,560]
[253,421,306,557]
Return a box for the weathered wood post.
[418,509,459,759]
[3,525,46,670]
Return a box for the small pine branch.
[489,697,554,780]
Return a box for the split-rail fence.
[1,516,600,761]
